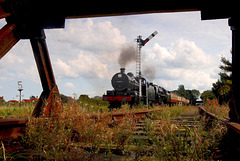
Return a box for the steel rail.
[198,106,240,134]
[0,109,158,140]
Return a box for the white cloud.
[46,19,126,58]
[149,39,216,69]
[143,39,219,91]
[64,82,75,89]
[54,52,111,80]
[1,13,231,99]
[17,65,40,83]
[47,18,126,81]
[168,39,214,68]
[54,59,78,79]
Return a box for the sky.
[0,11,232,101]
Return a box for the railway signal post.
[135,31,158,102]
[17,81,23,107]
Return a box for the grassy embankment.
[0,100,228,160]
[200,103,229,119]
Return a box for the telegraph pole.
[135,31,158,101]
[17,81,23,107]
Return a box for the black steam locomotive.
[103,68,189,108]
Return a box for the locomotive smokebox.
[111,68,138,91]
[120,68,125,74]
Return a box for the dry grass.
[0,104,34,118]
[1,102,228,160]
[201,103,230,119]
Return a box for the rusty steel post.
[30,29,62,117]
[0,24,19,59]
[229,17,240,122]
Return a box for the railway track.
[0,106,239,160]
[80,106,221,160]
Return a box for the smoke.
[143,65,156,81]
[118,44,136,67]
[118,44,156,81]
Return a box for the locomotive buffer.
[135,31,158,100]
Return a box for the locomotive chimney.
[120,68,125,74]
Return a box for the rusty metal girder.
[0,119,28,140]
[229,17,240,122]
[32,86,62,117]
[0,24,19,59]
[30,31,62,117]
[0,5,10,19]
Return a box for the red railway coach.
[170,93,189,105]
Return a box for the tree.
[212,55,232,105]
[0,98,5,105]
[190,89,201,105]
[219,56,232,76]
[79,94,90,101]
[174,85,200,105]
[61,94,69,103]
[201,90,216,101]
[177,85,186,98]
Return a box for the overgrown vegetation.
[0,103,35,118]
[202,103,230,119]
[78,94,109,112]
[0,102,228,160]
[172,85,200,105]
[201,54,232,105]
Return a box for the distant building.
[0,96,3,100]
[8,100,20,103]
[196,100,204,106]
[22,97,38,102]
[93,96,102,99]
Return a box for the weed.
[1,103,228,160]
[202,103,229,119]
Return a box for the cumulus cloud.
[1,14,228,100]
[149,39,216,69]
[47,19,126,58]
[53,52,111,80]
[143,39,219,91]
[54,59,78,79]
[64,82,75,89]
[47,19,127,82]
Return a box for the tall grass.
[142,117,227,160]
[202,103,230,119]
[1,102,228,160]
[0,104,34,118]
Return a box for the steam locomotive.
[103,68,189,108]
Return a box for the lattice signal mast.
[17,81,24,107]
[135,31,158,97]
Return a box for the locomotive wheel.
[108,102,121,110]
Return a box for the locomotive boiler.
[111,68,138,92]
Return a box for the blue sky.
[0,11,231,101]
